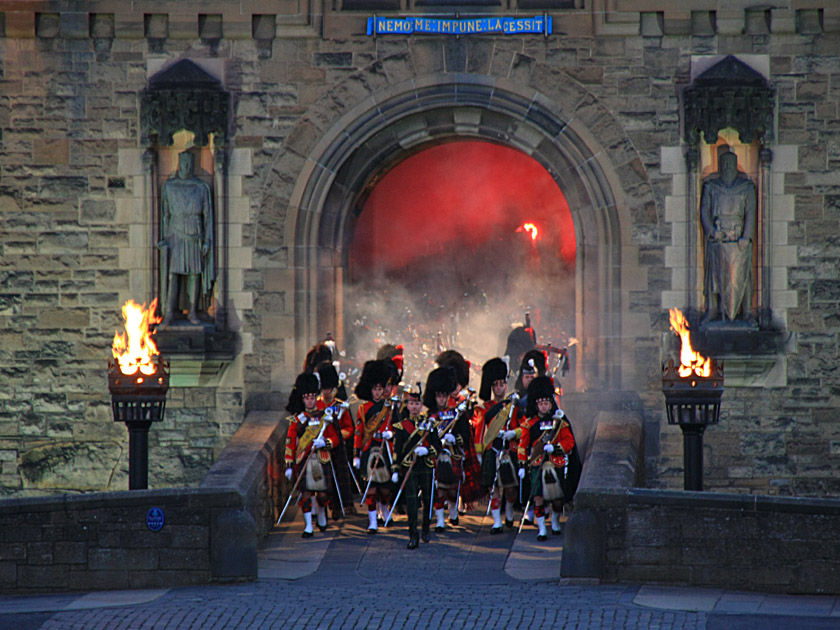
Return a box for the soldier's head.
[406,383,422,416]
[423,366,457,412]
[355,359,391,403]
[719,151,738,185]
[526,375,557,418]
[286,372,321,414]
[479,357,509,401]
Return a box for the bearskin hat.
[354,359,392,401]
[525,375,558,418]
[316,360,339,390]
[423,366,457,412]
[479,357,509,402]
[515,348,548,391]
[377,343,404,373]
[504,325,536,368]
[285,371,321,414]
[436,349,470,388]
[303,343,333,374]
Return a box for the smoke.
[343,140,576,386]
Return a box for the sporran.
[497,450,518,488]
[305,457,328,491]
[366,446,391,484]
[540,460,564,502]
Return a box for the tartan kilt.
[460,441,486,504]
[331,445,355,506]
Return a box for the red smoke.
[349,140,575,275]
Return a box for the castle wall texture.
[0,1,838,497]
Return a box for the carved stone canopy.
[683,55,774,145]
[141,59,229,147]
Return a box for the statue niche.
[158,150,216,328]
[699,150,757,330]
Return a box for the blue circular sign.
[146,507,165,532]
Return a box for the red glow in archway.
[346,140,576,365]
[350,141,574,273]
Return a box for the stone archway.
[283,71,650,392]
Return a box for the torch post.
[108,359,170,490]
[661,358,724,491]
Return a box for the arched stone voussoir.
[572,93,641,170]
[525,63,590,117]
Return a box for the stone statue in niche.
[699,150,757,330]
[158,151,215,328]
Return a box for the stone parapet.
[562,403,840,594]
[0,486,252,593]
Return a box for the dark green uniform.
[393,408,443,547]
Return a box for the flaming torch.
[662,308,724,491]
[109,298,170,490]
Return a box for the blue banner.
[366,16,551,36]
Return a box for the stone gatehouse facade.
[0,0,837,496]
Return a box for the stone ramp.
[259,503,565,583]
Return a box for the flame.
[668,308,710,378]
[112,299,162,376]
[516,222,539,242]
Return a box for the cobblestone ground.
[2,510,838,629]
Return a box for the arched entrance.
[285,74,643,391]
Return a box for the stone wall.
[0,487,252,593]
[0,407,288,594]
[563,407,840,595]
[0,0,838,498]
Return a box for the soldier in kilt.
[284,372,341,538]
[518,376,576,541]
[316,361,356,518]
[353,360,397,534]
[474,358,522,532]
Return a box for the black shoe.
[407,535,419,550]
[331,512,341,521]
[537,534,547,542]
[318,524,328,532]
[552,528,562,536]
[435,525,445,533]
[367,527,377,535]
[377,517,385,526]
[449,517,459,526]
[421,530,430,543]
[490,526,503,535]
[302,530,314,538]
[504,519,513,528]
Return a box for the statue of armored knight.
[699,151,757,329]
[157,151,216,327]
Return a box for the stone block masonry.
[0,408,290,593]
[0,487,252,593]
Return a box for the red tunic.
[317,398,354,443]
[472,399,522,456]
[354,399,393,454]
[517,414,575,468]
[284,409,340,467]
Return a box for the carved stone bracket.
[141,59,229,147]
[683,55,774,145]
